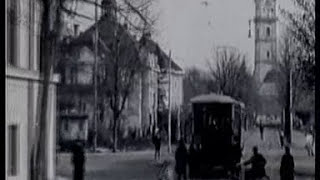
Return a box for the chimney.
[74,24,79,37]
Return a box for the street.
[56,148,174,180]
[242,128,315,180]
[57,128,315,180]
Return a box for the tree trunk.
[113,112,118,152]
[177,107,181,140]
[285,69,292,144]
[315,10,319,179]
[33,2,52,179]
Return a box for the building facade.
[5,0,58,180]
[140,35,184,134]
[253,0,281,120]
[57,13,146,144]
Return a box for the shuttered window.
[8,125,19,176]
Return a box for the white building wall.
[6,78,29,180]
[6,0,58,179]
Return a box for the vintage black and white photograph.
[5,0,317,179]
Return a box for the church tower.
[253,0,281,117]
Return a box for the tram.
[190,93,245,179]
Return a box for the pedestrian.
[280,146,295,180]
[305,131,314,156]
[188,139,197,179]
[175,139,188,180]
[152,128,161,161]
[237,146,268,180]
[72,141,86,180]
[279,129,284,148]
[259,123,264,141]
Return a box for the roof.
[140,36,183,72]
[190,93,244,107]
[61,15,139,61]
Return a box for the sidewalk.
[56,148,175,180]
[161,128,315,180]
[242,127,315,180]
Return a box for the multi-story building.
[139,35,184,132]
[5,0,58,179]
[139,33,161,135]
[56,2,147,143]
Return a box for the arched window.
[266,27,271,37]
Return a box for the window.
[83,103,87,112]
[266,27,271,37]
[79,122,84,131]
[70,67,77,84]
[7,0,18,66]
[267,51,270,59]
[8,125,19,176]
[64,121,69,131]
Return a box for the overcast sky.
[152,0,295,71]
[69,0,296,72]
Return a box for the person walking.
[279,129,284,148]
[152,129,161,161]
[305,131,314,156]
[259,123,264,141]
[175,139,188,180]
[72,142,86,180]
[280,146,295,180]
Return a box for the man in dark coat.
[175,139,188,180]
[152,129,161,161]
[240,146,267,179]
[72,142,86,180]
[280,146,295,180]
[188,140,197,179]
[259,123,264,140]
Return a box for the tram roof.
[190,93,245,107]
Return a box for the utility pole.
[285,65,293,144]
[93,0,99,151]
[177,105,181,141]
[168,50,172,153]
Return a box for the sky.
[152,0,295,71]
[67,0,296,72]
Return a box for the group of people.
[238,146,294,180]
[172,141,295,180]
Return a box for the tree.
[96,1,156,152]
[281,2,318,176]
[280,0,315,89]
[27,0,156,179]
[183,67,213,103]
[207,47,259,127]
[208,47,258,103]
